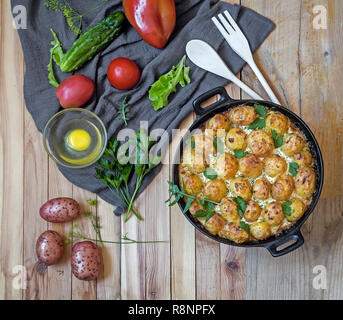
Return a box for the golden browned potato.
[189,200,204,216]
[204,179,227,202]
[295,167,316,198]
[244,200,262,222]
[239,154,263,178]
[229,177,252,201]
[219,222,249,243]
[250,222,272,240]
[266,113,289,135]
[282,133,305,156]
[293,149,313,167]
[229,106,257,126]
[181,172,203,195]
[286,198,307,222]
[271,174,295,201]
[220,197,240,222]
[205,213,226,235]
[264,154,287,177]
[253,178,271,200]
[216,153,238,179]
[182,146,207,174]
[225,128,247,151]
[247,130,274,157]
[192,132,216,156]
[262,201,285,226]
[206,114,231,137]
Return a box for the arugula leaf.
[254,104,267,119]
[234,149,248,159]
[204,167,217,180]
[271,130,284,148]
[240,221,250,233]
[282,201,292,216]
[149,55,191,111]
[289,162,299,177]
[248,118,266,130]
[233,196,246,217]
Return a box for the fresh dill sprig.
[81,199,103,247]
[116,95,131,126]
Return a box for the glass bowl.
[43,108,107,169]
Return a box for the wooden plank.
[170,115,196,300]
[0,0,25,300]
[96,199,121,300]
[145,164,171,300]
[71,187,97,300]
[242,0,305,300]
[23,109,49,300]
[299,0,343,300]
[47,161,73,300]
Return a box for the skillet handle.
[266,231,304,258]
[193,87,235,118]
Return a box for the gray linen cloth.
[11,0,274,214]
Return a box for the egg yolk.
[67,129,91,151]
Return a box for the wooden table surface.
[1,0,342,300]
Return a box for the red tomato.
[107,58,141,90]
[56,75,94,108]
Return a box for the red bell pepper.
[123,0,176,49]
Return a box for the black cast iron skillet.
[172,87,324,257]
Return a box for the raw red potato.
[71,241,101,281]
[36,230,64,266]
[107,57,141,90]
[56,75,94,108]
[40,197,80,223]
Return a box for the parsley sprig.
[233,196,246,217]
[249,104,267,130]
[282,201,292,216]
[289,162,299,177]
[271,130,284,148]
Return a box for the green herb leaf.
[149,55,191,111]
[248,118,266,130]
[233,196,246,216]
[254,104,267,119]
[204,167,217,180]
[271,130,284,148]
[194,210,208,218]
[205,211,215,222]
[190,140,195,150]
[116,95,131,126]
[240,221,250,233]
[289,162,299,177]
[214,137,224,155]
[234,149,248,159]
[282,201,292,216]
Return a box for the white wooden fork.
[212,10,280,105]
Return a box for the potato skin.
[40,198,80,223]
[247,130,274,157]
[205,213,226,235]
[239,154,263,178]
[293,149,313,167]
[229,177,252,201]
[225,128,247,151]
[295,167,316,198]
[253,178,271,200]
[282,134,305,156]
[244,201,262,222]
[287,198,307,222]
[36,230,64,266]
[182,146,207,174]
[262,201,285,226]
[206,114,231,137]
[181,172,203,195]
[229,106,257,126]
[266,113,289,135]
[189,200,204,216]
[193,132,216,156]
[271,175,295,201]
[264,154,287,177]
[216,153,238,179]
[220,197,240,222]
[219,222,249,243]
[250,222,271,240]
[204,179,227,202]
[71,241,101,281]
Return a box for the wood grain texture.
[0,0,24,300]
[1,0,343,300]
